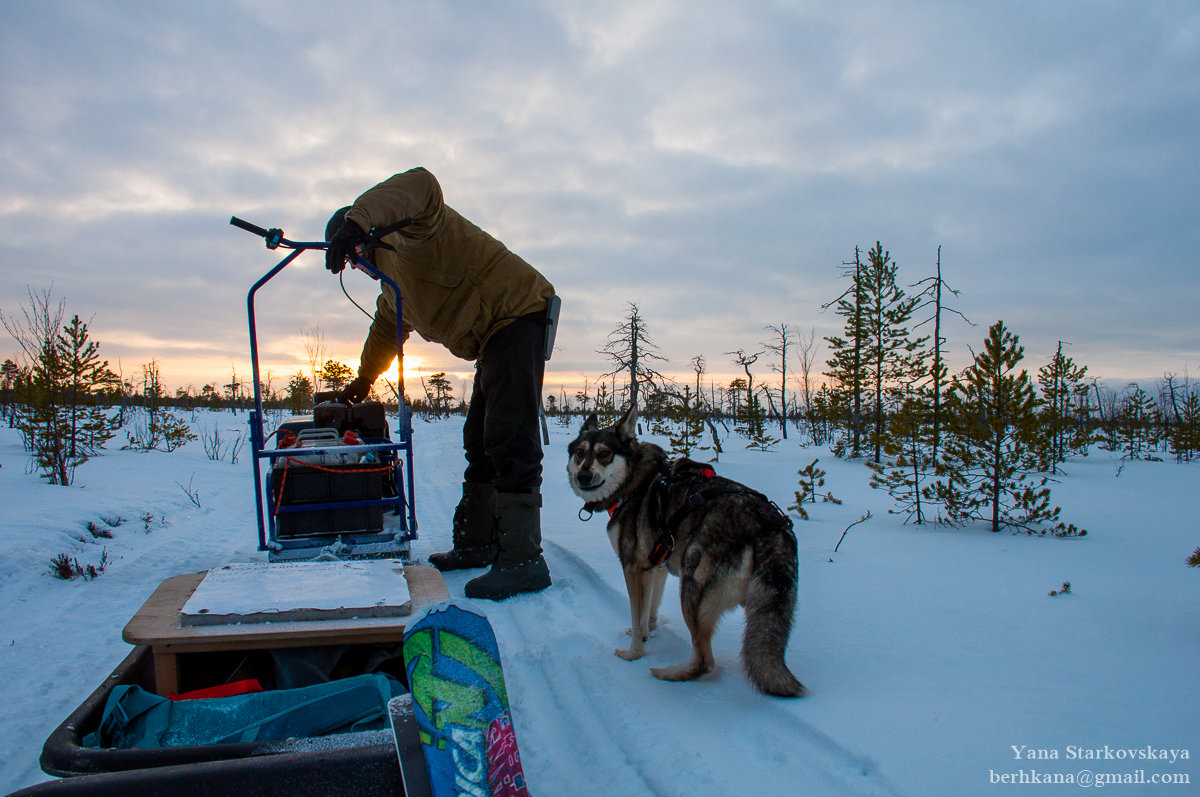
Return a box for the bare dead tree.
[794,325,820,421]
[301,324,327,395]
[598,301,669,411]
[762,324,793,439]
[726,348,761,395]
[911,245,973,460]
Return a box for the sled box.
[314,401,389,439]
[274,462,385,537]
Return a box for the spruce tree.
[21,336,71,483]
[1117,385,1161,460]
[287,371,313,412]
[932,321,1083,536]
[869,388,936,524]
[1169,389,1200,462]
[1035,342,1090,473]
[740,390,779,451]
[807,384,839,447]
[319,359,355,392]
[5,302,118,484]
[1,359,19,426]
[858,242,926,464]
[57,315,119,462]
[824,247,868,457]
[652,386,709,458]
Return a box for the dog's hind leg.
[615,567,654,661]
[650,573,719,682]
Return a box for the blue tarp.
[85,673,405,749]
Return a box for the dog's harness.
[589,459,784,568]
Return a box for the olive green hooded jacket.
[344,167,554,381]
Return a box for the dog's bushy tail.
[742,523,809,698]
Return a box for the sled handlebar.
[229,216,270,237]
[230,216,325,251]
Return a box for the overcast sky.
[2,0,1197,400]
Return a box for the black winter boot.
[465,491,551,600]
[428,482,497,572]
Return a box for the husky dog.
[567,404,808,697]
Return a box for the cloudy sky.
[2,0,1197,401]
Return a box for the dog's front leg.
[615,567,652,661]
[648,566,667,632]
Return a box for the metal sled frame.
[233,217,417,559]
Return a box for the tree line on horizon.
[3,245,1199,522]
[541,242,1200,537]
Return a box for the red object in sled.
[169,679,264,702]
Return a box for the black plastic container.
[273,462,386,537]
[37,646,406,779]
[14,745,409,796]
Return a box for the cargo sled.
[235,216,419,561]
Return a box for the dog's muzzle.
[574,470,604,491]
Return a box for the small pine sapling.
[49,554,77,580]
[1187,547,1200,568]
[1049,581,1072,597]
[49,549,108,580]
[789,458,827,520]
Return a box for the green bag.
[85,673,404,749]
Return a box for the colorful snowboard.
[402,599,530,797]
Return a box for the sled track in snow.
[481,540,905,797]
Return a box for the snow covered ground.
[1,410,1197,795]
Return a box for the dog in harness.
[568,404,808,697]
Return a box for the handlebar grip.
[230,216,270,237]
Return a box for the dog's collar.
[578,455,666,520]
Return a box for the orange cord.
[272,455,396,517]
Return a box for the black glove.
[325,220,367,274]
[334,375,373,404]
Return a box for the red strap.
[169,679,264,701]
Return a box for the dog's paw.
[624,627,652,642]
[650,661,710,682]
[614,646,644,661]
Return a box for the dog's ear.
[616,402,638,441]
[581,413,599,432]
